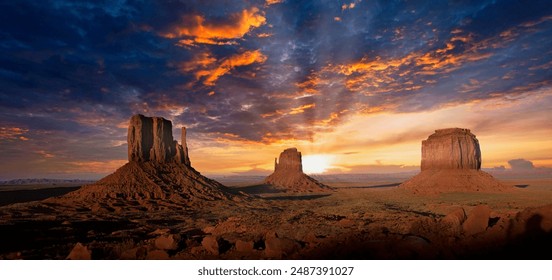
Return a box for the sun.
[302,154,333,174]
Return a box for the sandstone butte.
[400,128,511,194]
[59,114,233,203]
[264,148,333,193]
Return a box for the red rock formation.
[400,128,510,194]
[264,148,332,192]
[275,148,303,172]
[61,114,233,203]
[128,114,190,164]
[421,128,481,170]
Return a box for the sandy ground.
[0,177,551,259]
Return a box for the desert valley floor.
[0,176,551,260]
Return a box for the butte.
[263,148,333,193]
[59,114,234,204]
[399,128,511,194]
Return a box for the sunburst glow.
[302,155,333,174]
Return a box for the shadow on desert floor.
[228,184,332,200]
[340,183,401,189]
[514,184,529,188]
[228,184,284,195]
[0,187,81,207]
[262,194,332,201]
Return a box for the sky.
[1,0,551,180]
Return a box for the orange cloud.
[342,2,356,11]
[163,7,266,45]
[201,50,267,86]
[322,28,502,94]
[289,103,315,115]
[265,0,283,5]
[180,49,267,86]
[36,150,55,158]
[180,51,217,73]
[260,109,284,118]
[296,72,323,95]
[0,127,29,141]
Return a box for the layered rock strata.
[128,114,190,164]
[421,128,481,170]
[400,128,510,194]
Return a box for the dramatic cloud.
[163,7,266,45]
[508,159,535,170]
[265,0,284,6]
[196,50,267,86]
[0,127,29,141]
[1,0,551,178]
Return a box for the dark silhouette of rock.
[67,242,91,260]
[57,114,234,204]
[264,148,332,192]
[400,128,510,194]
[146,250,170,260]
[264,235,300,258]
[508,204,552,239]
[421,128,481,170]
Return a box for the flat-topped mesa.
[421,128,481,171]
[400,128,510,194]
[274,148,303,172]
[128,114,190,165]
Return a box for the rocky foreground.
[0,184,551,260]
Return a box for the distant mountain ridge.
[0,179,96,185]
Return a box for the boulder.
[463,205,491,235]
[442,207,467,227]
[264,236,301,258]
[508,204,552,239]
[201,235,220,255]
[154,234,179,250]
[67,242,91,260]
[440,207,467,235]
[235,240,255,253]
[146,250,170,260]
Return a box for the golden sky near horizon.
[189,87,552,175]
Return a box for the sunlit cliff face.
[0,1,551,179]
